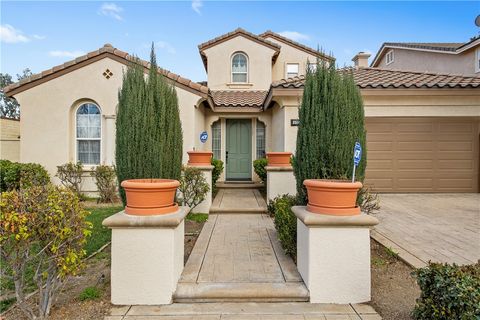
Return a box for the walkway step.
[217,182,264,189]
[210,189,268,214]
[173,282,309,302]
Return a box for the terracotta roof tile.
[271,67,480,90]
[382,42,465,52]
[210,90,268,108]
[198,28,280,51]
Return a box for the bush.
[412,262,480,320]
[0,160,50,192]
[56,162,83,197]
[211,158,224,194]
[79,286,101,301]
[179,166,210,212]
[91,165,117,203]
[269,194,298,259]
[253,158,268,184]
[0,185,92,319]
[294,59,366,204]
[358,186,380,215]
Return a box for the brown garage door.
[365,117,480,192]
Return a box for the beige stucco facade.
[0,118,20,162]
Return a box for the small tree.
[56,162,83,198]
[116,45,183,205]
[0,185,92,319]
[179,166,210,212]
[91,165,117,203]
[293,59,366,204]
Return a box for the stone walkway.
[372,193,480,268]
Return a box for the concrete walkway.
[372,193,480,268]
[210,189,267,214]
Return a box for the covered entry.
[365,117,480,192]
[226,119,252,180]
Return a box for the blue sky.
[1,1,479,82]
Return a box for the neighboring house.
[371,36,480,76]
[0,117,20,162]
[4,28,480,193]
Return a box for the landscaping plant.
[179,166,210,212]
[357,186,380,215]
[412,262,480,320]
[56,162,84,198]
[0,160,50,192]
[268,194,298,259]
[116,45,183,205]
[91,165,117,203]
[293,59,366,204]
[211,158,224,195]
[0,185,92,319]
[253,158,268,184]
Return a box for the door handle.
[226,151,229,163]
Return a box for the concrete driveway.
[371,193,480,268]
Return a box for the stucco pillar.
[292,206,379,304]
[186,165,213,214]
[266,166,296,201]
[103,207,189,305]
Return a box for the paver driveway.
[372,193,480,267]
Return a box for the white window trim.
[385,50,394,65]
[286,63,300,78]
[75,102,102,167]
[476,48,480,73]
[231,52,248,83]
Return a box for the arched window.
[232,52,248,83]
[76,103,101,165]
[256,120,266,159]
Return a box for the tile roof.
[382,42,465,52]
[271,67,480,89]
[210,90,268,108]
[259,30,334,62]
[198,28,281,51]
[4,44,209,97]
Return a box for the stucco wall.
[14,57,204,191]
[376,48,478,76]
[203,36,276,90]
[0,118,20,162]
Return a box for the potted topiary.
[293,60,366,216]
[266,152,292,167]
[116,46,183,215]
[187,150,213,166]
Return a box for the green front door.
[226,119,252,180]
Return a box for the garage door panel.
[365,117,479,193]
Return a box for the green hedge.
[0,160,50,192]
[211,158,223,186]
[268,194,297,259]
[253,158,268,184]
[413,262,480,320]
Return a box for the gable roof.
[259,30,334,62]
[198,28,281,70]
[4,43,209,98]
[271,67,480,90]
[371,37,480,67]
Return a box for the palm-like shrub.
[293,60,366,204]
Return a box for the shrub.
[56,162,83,197]
[293,59,366,204]
[412,262,480,320]
[270,194,298,259]
[0,185,92,319]
[0,160,50,192]
[79,286,101,301]
[358,186,380,215]
[179,166,210,212]
[116,46,183,205]
[211,158,224,194]
[253,158,268,184]
[91,165,117,203]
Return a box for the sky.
[1,1,479,82]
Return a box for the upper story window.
[76,103,101,165]
[286,63,299,78]
[385,50,394,65]
[476,48,480,73]
[232,52,248,83]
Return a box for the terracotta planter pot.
[303,179,362,216]
[266,152,292,167]
[187,151,213,166]
[121,179,180,215]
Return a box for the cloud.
[32,34,46,40]
[49,50,86,58]
[155,41,176,54]
[1,24,30,43]
[192,0,203,15]
[99,3,124,21]
[277,31,310,42]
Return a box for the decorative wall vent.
[103,69,113,79]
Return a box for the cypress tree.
[116,46,183,205]
[293,59,366,204]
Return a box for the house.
[370,36,480,76]
[4,28,480,193]
[0,117,20,162]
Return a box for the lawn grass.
[84,205,123,256]
[186,213,209,223]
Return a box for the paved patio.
[371,193,480,268]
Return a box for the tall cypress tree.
[116,46,183,205]
[293,59,366,204]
